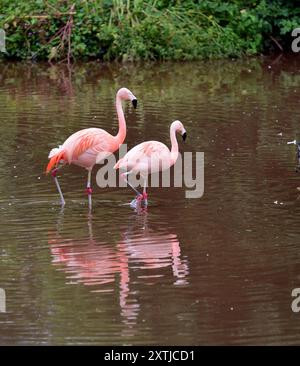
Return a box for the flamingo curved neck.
[115,96,126,144]
[170,126,179,165]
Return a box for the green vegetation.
[0,0,299,61]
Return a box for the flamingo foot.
[136,194,143,202]
[86,187,93,195]
[130,194,143,209]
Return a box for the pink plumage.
[114,120,187,207]
[46,87,137,208]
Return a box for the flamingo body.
[114,120,187,207]
[46,87,137,208]
[47,128,119,172]
[115,141,173,175]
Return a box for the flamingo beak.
[182,131,187,142]
[132,99,138,109]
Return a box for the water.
[0,56,300,345]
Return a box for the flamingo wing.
[63,128,117,162]
[115,141,170,173]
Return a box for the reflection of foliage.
[0,0,300,61]
[1,57,300,171]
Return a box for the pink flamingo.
[114,120,187,207]
[46,88,137,208]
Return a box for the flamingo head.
[117,88,138,108]
[172,120,187,142]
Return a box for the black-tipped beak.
[132,99,137,109]
[182,132,187,141]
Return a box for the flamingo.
[114,120,187,207]
[46,87,137,208]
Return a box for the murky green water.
[1,56,300,345]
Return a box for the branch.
[270,35,283,52]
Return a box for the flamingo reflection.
[48,209,189,328]
[119,212,189,286]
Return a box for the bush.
[0,0,299,61]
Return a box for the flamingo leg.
[142,176,148,207]
[121,172,143,208]
[121,172,142,197]
[86,169,92,210]
[51,167,65,206]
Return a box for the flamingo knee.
[51,168,58,178]
[86,187,93,195]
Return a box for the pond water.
[0,56,300,345]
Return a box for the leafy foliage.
[0,0,299,61]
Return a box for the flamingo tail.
[46,150,66,174]
[114,158,124,170]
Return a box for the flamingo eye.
[132,99,137,108]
